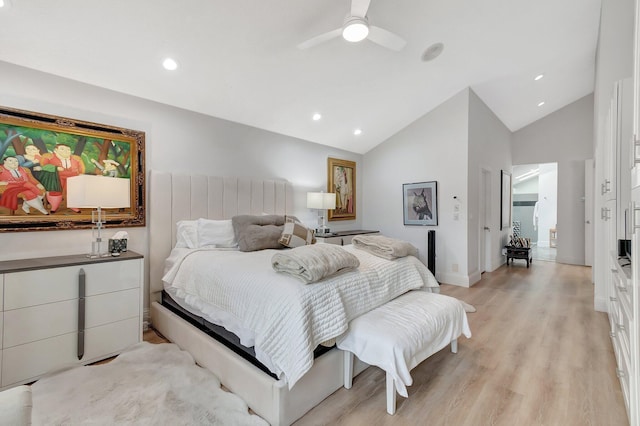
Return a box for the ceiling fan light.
[342,18,369,42]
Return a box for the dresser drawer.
[1,317,139,387]
[3,288,140,348]
[4,259,141,310]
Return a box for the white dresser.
[0,251,143,389]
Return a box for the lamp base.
[86,231,110,258]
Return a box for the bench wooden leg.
[386,371,396,415]
[343,350,353,389]
[451,338,458,354]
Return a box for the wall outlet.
[452,263,459,272]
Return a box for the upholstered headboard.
[148,170,293,300]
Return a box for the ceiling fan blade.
[297,28,342,50]
[351,0,372,17]
[368,26,407,51]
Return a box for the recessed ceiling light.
[537,101,545,107]
[534,74,544,81]
[353,128,362,136]
[312,113,322,121]
[162,58,178,71]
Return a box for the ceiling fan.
[297,0,406,51]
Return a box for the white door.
[479,168,492,272]
[585,159,594,266]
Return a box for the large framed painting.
[0,106,145,232]
[327,157,356,221]
[403,181,438,226]
[500,170,512,230]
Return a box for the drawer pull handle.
[78,268,86,361]
[618,324,626,332]
[610,296,617,301]
[617,285,627,293]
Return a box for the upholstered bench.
[337,291,471,415]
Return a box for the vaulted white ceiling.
[0,0,601,154]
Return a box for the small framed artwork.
[327,157,356,221]
[403,181,438,226]
[0,106,145,232]
[500,170,512,230]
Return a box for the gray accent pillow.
[232,215,295,252]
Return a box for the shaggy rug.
[31,342,268,425]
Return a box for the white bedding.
[162,244,439,388]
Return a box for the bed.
[148,171,440,425]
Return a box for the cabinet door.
[4,259,141,310]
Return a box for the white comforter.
[162,244,439,388]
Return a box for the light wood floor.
[146,260,629,426]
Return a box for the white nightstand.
[316,230,379,246]
[0,251,143,389]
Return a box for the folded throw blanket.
[272,244,360,284]
[351,235,418,260]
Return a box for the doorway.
[512,163,558,262]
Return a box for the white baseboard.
[437,271,476,287]
[594,296,608,313]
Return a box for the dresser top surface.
[0,250,143,274]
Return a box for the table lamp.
[307,191,336,236]
[66,175,131,257]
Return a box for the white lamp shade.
[307,192,336,210]
[66,175,131,208]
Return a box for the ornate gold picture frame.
[327,157,356,221]
[0,106,145,232]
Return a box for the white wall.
[467,89,513,277]
[512,94,594,265]
[362,89,470,286]
[0,60,362,308]
[514,175,539,194]
[536,163,558,247]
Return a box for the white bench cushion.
[337,291,471,398]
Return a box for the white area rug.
[31,342,268,425]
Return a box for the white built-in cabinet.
[0,251,143,389]
[600,74,638,426]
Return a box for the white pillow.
[197,218,237,248]
[175,220,198,248]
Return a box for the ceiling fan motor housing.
[342,16,369,42]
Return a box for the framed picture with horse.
[403,181,438,226]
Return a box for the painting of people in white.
[328,157,356,221]
[403,181,438,226]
